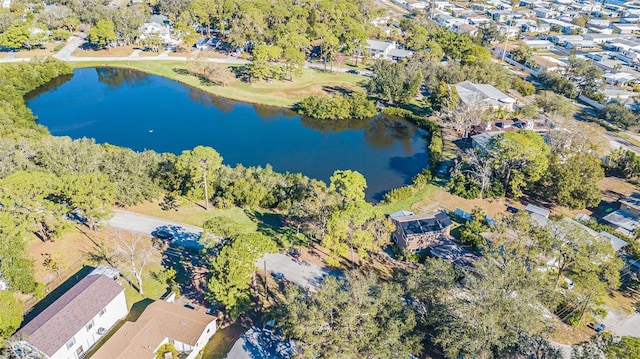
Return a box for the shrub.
[295,92,376,120]
[512,77,535,96]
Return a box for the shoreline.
[69,60,364,109]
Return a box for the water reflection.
[188,88,237,113]
[24,73,73,100]
[96,67,149,87]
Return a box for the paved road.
[602,307,640,337]
[256,253,340,289]
[104,209,202,235]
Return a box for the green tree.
[0,291,23,342]
[329,169,367,204]
[87,19,117,49]
[207,233,277,318]
[367,60,422,104]
[0,23,29,49]
[435,258,548,359]
[541,152,603,209]
[488,131,550,198]
[322,200,392,264]
[535,90,576,119]
[600,102,638,129]
[246,44,283,82]
[174,146,223,201]
[277,272,422,359]
[510,43,534,64]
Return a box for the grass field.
[70,60,365,107]
[72,46,135,57]
[15,43,59,58]
[123,200,257,232]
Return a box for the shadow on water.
[24,73,74,100]
[95,67,150,87]
[20,266,95,327]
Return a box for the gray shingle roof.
[17,274,124,357]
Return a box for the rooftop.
[17,273,124,357]
[92,300,216,359]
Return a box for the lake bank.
[70,60,365,108]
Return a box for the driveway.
[256,253,340,289]
[226,327,294,359]
[602,307,640,337]
[104,209,203,248]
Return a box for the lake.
[27,67,430,201]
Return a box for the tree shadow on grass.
[321,85,353,95]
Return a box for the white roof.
[525,204,550,218]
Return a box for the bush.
[512,77,535,96]
[382,169,432,203]
[296,92,376,120]
[51,29,71,41]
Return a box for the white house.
[92,300,217,359]
[139,14,172,44]
[16,267,127,359]
[362,39,413,60]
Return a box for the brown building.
[391,210,453,253]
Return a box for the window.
[99,308,106,316]
[86,320,94,331]
[66,337,75,350]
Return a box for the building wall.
[185,319,217,359]
[49,290,127,359]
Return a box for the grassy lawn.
[122,200,257,232]
[70,60,364,107]
[15,44,59,58]
[72,45,135,57]
[199,321,247,359]
[170,49,196,57]
[196,51,230,59]
[375,184,511,217]
[138,51,161,57]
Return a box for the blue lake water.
[27,67,430,201]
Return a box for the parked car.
[151,227,174,240]
[595,323,606,334]
[271,272,285,281]
[346,69,360,74]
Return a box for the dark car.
[346,69,360,75]
[271,272,285,281]
[151,227,174,240]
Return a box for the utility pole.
[200,159,209,211]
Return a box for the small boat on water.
[149,129,154,133]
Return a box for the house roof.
[393,211,453,237]
[603,210,640,232]
[455,81,515,108]
[92,300,216,359]
[17,274,124,357]
[365,39,394,52]
[620,194,640,209]
[525,204,550,218]
[390,210,415,219]
[388,48,413,58]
